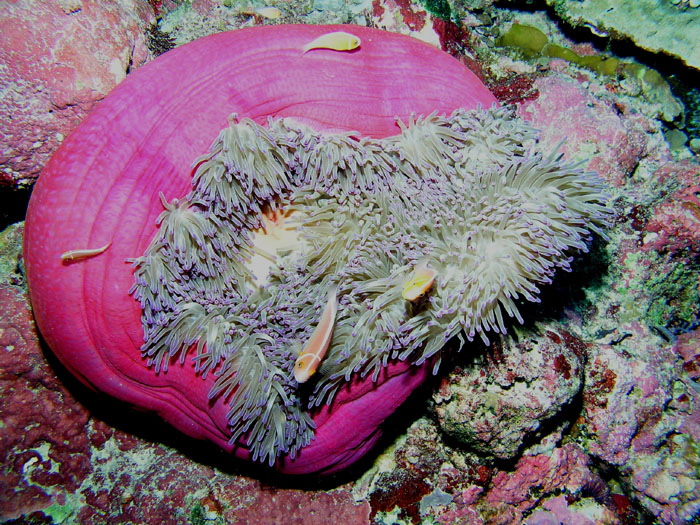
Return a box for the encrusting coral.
[129,105,613,466]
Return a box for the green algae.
[188,499,225,525]
[645,258,700,333]
[43,503,75,523]
[543,43,620,76]
[669,80,700,146]
[496,23,548,57]
[496,23,683,122]
[541,42,579,62]
[0,223,25,287]
[622,63,684,122]
[497,23,620,75]
[617,250,700,335]
[420,0,452,21]
[190,504,209,525]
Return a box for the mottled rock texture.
[517,74,648,187]
[0,0,153,188]
[433,328,584,460]
[581,329,700,523]
[544,0,700,71]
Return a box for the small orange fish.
[302,31,361,54]
[294,288,337,383]
[402,259,437,301]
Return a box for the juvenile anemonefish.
[241,7,282,19]
[294,287,338,383]
[60,242,111,263]
[302,31,361,54]
[402,259,437,301]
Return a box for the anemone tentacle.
[131,107,613,463]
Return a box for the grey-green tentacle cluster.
[130,106,613,465]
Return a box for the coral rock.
[517,74,648,187]
[0,0,153,188]
[581,328,700,523]
[485,444,600,523]
[545,0,700,71]
[644,159,700,256]
[433,328,584,460]
[0,284,90,520]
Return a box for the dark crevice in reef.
[587,458,659,524]
[146,24,175,57]
[0,185,32,231]
[438,336,490,373]
[520,235,612,327]
[493,0,700,137]
[513,382,585,457]
[434,382,585,473]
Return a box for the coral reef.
[21,24,499,476]
[3,0,700,523]
[433,326,584,461]
[543,0,700,70]
[580,328,700,522]
[517,74,650,187]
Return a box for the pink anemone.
[24,24,496,475]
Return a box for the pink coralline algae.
[525,494,619,525]
[0,284,91,520]
[581,326,700,522]
[485,445,602,522]
[517,74,648,187]
[643,160,700,256]
[0,0,153,187]
[433,327,584,460]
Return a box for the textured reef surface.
[2,1,700,524]
[540,0,700,70]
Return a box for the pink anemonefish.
[294,287,338,383]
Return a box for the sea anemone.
[130,106,612,466]
[24,24,611,475]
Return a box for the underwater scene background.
[1,0,699,523]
